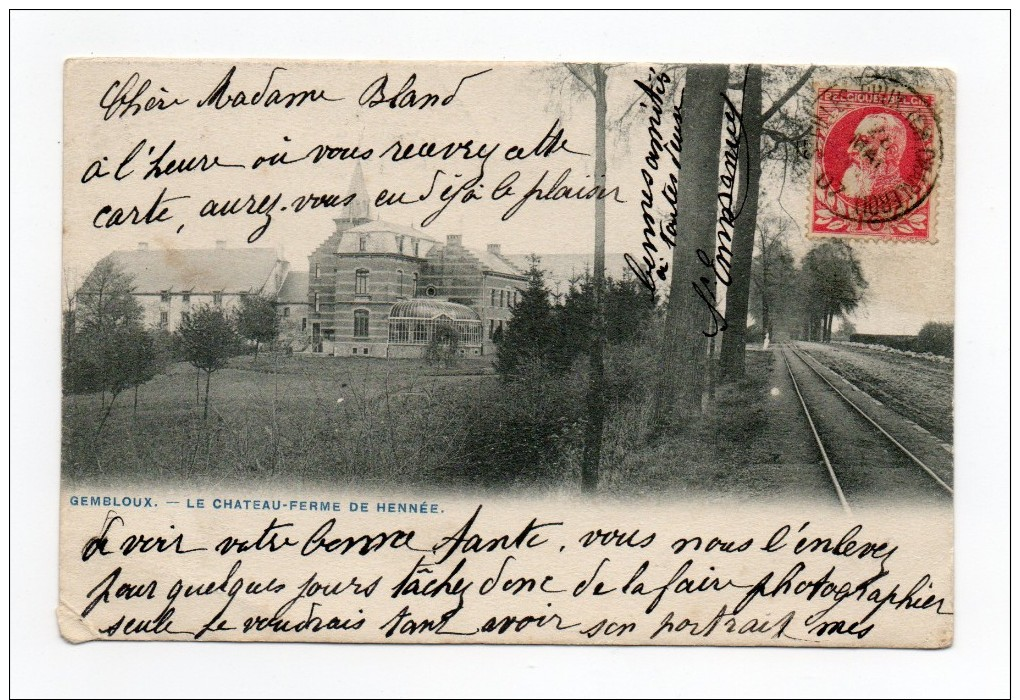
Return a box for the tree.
[176,304,240,419]
[720,64,817,379]
[63,258,162,434]
[235,293,280,362]
[563,63,609,493]
[495,256,554,379]
[652,64,731,427]
[749,217,797,339]
[425,321,459,368]
[799,241,868,342]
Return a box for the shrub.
[915,322,953,357]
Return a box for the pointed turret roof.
[346,162,371,221]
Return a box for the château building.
[296,164,528,357]
[81,165,528,360]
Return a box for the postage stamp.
[810,83,942,240]
[58,59,955,648]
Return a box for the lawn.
[63,353,500,489]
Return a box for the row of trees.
[749,219,868,343]
[540,62,903,489]
[495,256,656,380]
[63,259,280,427]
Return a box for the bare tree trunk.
[581,64,607,494]
[195,367,201,406]
[720,64,763,380]
[203,370,212,420]
[652,64,730,429]
[133,384,139,416]
[96,390,119,437]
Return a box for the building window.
[283,307,290,317]
[160,290,171,303]
[397,269,404,297]
[354,310,369,338]
[314,263,320,279]
[398,236,405,254]
[301,318,307,331]
[359,235,367,252]
[181,292,190,304]
[213,292,223,306]
[413,240,420,257]
[355,269,369,295]
[491,289,496,306]
[412,272,418,297]
[489,319,495,339]
[313,292,320,313]
[499,290,504,307]
[506,288,513,307]
[159,311,168,328]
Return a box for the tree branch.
[564,63,595,95]
[762,65,816,123]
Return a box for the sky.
[63,60,954,334]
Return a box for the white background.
[8,10,1012,699]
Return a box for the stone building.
[96,241,288,332]
[297,164,527,358]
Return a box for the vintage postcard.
[60,59,955,646]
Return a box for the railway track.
[779,343,953,513]
[797,343,953,445]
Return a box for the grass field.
[63,347,780,497]
[63,354,507,489]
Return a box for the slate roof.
[473,249,525,277]
[276,271,309,304]
[104,248,282,294]
[331,221,437,255]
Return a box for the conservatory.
[387,299,484,357]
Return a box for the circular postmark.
[813,76,942,228]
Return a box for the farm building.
[77,165,528,358]
[85,242,289,333]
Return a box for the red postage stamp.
[810,85,941,241]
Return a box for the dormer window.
[413,240,420,257]
[213,292,223,306]
[359,235,367,252]
[398,236,405,254]
[314,263,320,279]
[160,290,171,303]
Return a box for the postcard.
[59,59,954,646]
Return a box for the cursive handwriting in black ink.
[693,93,744,336]
[431,505,562,565]
[197,66,342,110]
[198,191,282,244]
[81,510,123,561]
[627,70,683,295]
[92,188,190,230]
[499,168,625,221]
[300,519,418,557]
[504,119,589,160]
[99,72,188,121]
[359,69,491,110]
[251,135,373,170]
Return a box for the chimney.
[487,243,501,256]
[215,240,227,250]
[446,234,462,247]
[137,242,148,251]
